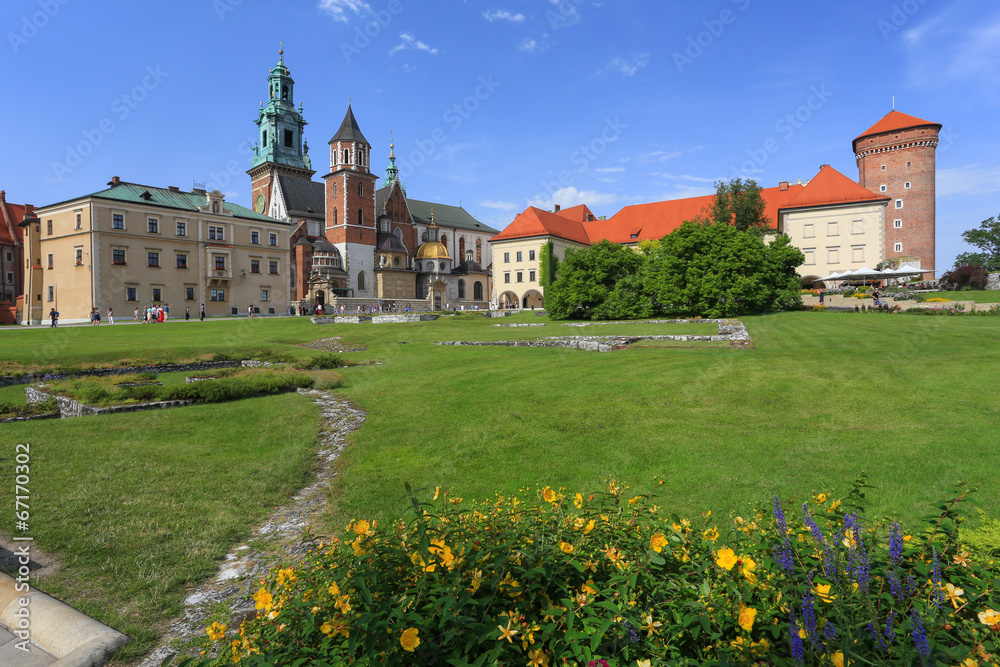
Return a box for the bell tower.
[324,104,378,297]
[247,46,315,217]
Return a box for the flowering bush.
[926,298,953,303]
[189,478,1000,667]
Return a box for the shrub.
[312,371,345,390]
[193,478,1000,667]
[0,398,58,419]
[940,265,989,291]
[296,354,345,370]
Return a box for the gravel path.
[139,390,366,667]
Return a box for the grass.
[2,311,1000,662]
[924,289,1000,303]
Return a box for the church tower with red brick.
[854,110,941,277]
[323,105,378,298]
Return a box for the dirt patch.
[299,337,368,353]
[0,534,63,581]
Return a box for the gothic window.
[358,208,364,226]
[458,279,466,299]
[393,227,402,241]
[358,271,365,291]
[475,239,482,264]
[474,281,483,301]
[421,231,428,242]
[334,209,338,225]
[459,237,465,261]
[358,183,363,197]
[343,149,349,163]
[466,250,474,262]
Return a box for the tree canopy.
[711,178,772,233]
[957,214,1000,271]
[544,240,649,320]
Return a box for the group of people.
[90,307,114,325]
[135,304,171,323]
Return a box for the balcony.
[208,267,232,281]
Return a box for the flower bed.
[189,477,1000,667]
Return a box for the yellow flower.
[827,500,841,513]
[649,533,668,553]
[581,580,598,595]
[814,493,827,503]
[400,627,420,652]
[640,613,662,637]
[328,582,340,596]
[738,605,756,631]
[943,583,966,609]
[978,608,1000,626]
[542,486,557,503]
[527,647,550,666]
[467,569,483,594]
[716,547,737,571]
[739,556,757,584]
[813,583,836,603]
[628,495,642,505]
[832,650,847,667]
[559,541,574,554]
[449,497,463,504]
[574,493,584,508]
[703,526,719,542]
[583,519,596,534]
[953,551,972,568]
[637,660,651,667]
[351,538,366,556]
[433,486,440,500]
[252,587,273,611]
[352,519,370,535]
[955,659,977,667]
[497,619,519,643]
[206,622,227,641]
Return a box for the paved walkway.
[0,625,56,666]
[139,390,366,667]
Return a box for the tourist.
[157,306,164,323]
[133,306,140,322]
[818,289,824,305]
[91,307,100,326]
[248,304,254,319]
[185,306,190,321]
[873,288,880,308]
[200,304,205,321]
[49,307,57,327]
[107,307,114,325]
[164,303,170,320]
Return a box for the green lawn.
[924,289,1000,303]
[2,311,1000,662]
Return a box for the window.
[357,208,363,226]
[503,252,510,263]
[4,251,11,262]
[803,223,815,238]
[827,222,839,236]
[186,286,195,301]
[75,212,82,230]
[126,287,137,302]
[147,252,160,267]
[630,233,638,240]
[529,270,536,282]
[250,259,260,274]
[210,288,225,301]
[152,287,162,302]
[209,226,225,241]
[904,182,911,189]
[75,249,83,265]
[894,219,902,229]
[176,254,187,269]
[852,246,865,263]
[113,213,124,230]
[46,220,52,235]
[458,280,466,299]
[474,281,483,301]
[46,253,53,269]
[516,251,522,262]
[112,249,126,265]
[504,272,511,283]
[47,285,53,301]
[516,272,523,283]
[269,232,277,246]
[529,250,535,261]
[827,248,839,264]
[284,129,293,148]
[176,221,186,236]
[263,130,267,147]
[803,249,815,265]
[895,199,903,209]
[209,226,216,240]
[879,185,887,192]
[251,231,260,245]
[358,183,363,197]
[215,256,226,270]
[343,149,349,163]
[881,165,886,171]
[332,183,337,197]
[269,260,278,274]
[5,272,13,283]
[906,161,911,167]
[148,218,159,233]
[851,220,864,235]
[261,289,270,302]
[894,242,903,252]
[357,271,365,291]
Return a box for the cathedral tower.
[854,110,941,277]
[247,47,315,217]
[323,104,378,297]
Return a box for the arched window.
[393,227,402,241]
[333,208,338,225]
[440,234,447,248]
[343,149,349,163]
[358,271,365,291]
[466,250,474,262]
[475,239,482,264]
[458,279,466,299]
[421,231,428,242]
[459,237,466,261]
[357,208,364,226]
[281,86,288,100]
[474,281,483,301]
[331,247,342,269]
[358,183,363,197]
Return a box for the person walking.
[818,289,824,305]
[199,304,205,321]
[185,306,190,321]
[91,307,100,326]
[133,306,139,321]
[49,308,57,327]
[164,303,170,321]
[247,305,254,319]
[107,307,114,325]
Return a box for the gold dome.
[416,241,450,260]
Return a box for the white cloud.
[480,200,519,211]
[317,0,371,23]
[519,38,545,54]
[528,186,618,210]
[655,173,716,184]
[548,0,580,26]
[389,33,439,57]
[636,150,683,163]
[483,9,525,23]
[938,164,1000,198]
[596,52,650,77]
[595,166,625,174]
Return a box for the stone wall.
[0,361,244,389]
[988,273,1000,291]
[27,384,194,418]
[372,314,440,324]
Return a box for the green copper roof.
[80,182,288,223]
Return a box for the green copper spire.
[385,131,398,185]
[250,46,311,172]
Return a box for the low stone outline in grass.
[438,319,752,352]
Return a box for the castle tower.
[854,110,941,277]
[247,47,315,217]
[324,104,378,297]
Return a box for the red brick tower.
[854,110,941,277]
[323,105,378,297]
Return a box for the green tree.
[545,240,648,320]
[645,220,804,318]
[711,178,771,233]
[958,214,1000,271]
[538,241,560,289]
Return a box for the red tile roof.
[781,165,889,210]
[554,204,596,222]
[0,192,29,247]
[489,206,593,245]
[854,110,941,146]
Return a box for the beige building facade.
[492,235,586,309]
[22,179,290,325]
[778,202,887,285]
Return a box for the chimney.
[779,181,788,191]
[168,186,180,193]
[0,190,5,202]
[553,204,561,213]
[109,176,121,186]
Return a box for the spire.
[385,131,399,184]
[250,47,311,173]
[329,104,370,145]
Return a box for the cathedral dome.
[416,241,450,260]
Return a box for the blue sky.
[4,0,998,275]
